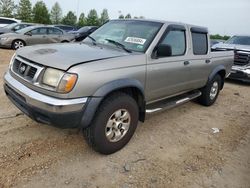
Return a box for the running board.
[146,90,201,114]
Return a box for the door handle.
[205,59,211,64]
[184,61,190,65]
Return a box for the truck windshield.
[85,20,163,53]
[226,36,250,45]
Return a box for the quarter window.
[192,32,208,55]
[160,30,186,56]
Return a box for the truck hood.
[212,43,250,52]
[16,43,129,70]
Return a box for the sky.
[22,0,250,36]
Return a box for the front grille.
[11,57,40,81]
[234,51,250,66]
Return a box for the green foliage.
[62,11,77,26]
[119,14,124,19]
[17,0,32,22]
[50,2,62,24]
[0,0,15,17]
[78,13,86,27]
[125,14,131,19]
[99,9,109,25]
[210,34,230,41]
[86,9,99,26]
[32,1,50,24]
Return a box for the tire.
[61,40,69,43]
[12,40,25,50]
[83,92,139,155]
[198,74,222,106]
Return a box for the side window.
[13,25,22,31]
[191,32,208,55]
[48,28,63,35]
[160,30,186,56]
[30,28,47,35]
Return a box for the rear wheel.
[12,40,25,50]
[198,74,222,106]
[83,92,139,154]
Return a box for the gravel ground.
[0,49,249,188]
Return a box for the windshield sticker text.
[125,37,146,45]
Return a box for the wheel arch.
[80,79,146,129]
[208,65,226,90]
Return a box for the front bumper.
[0,39,12,48]
[4,71,88,128]
[228,66,250,83]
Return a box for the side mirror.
[25,32,32,36]
[156,44,172,57]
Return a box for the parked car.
[0,17,21,27]
[4,19,234,154]
[53,24,79,32]
[212,35,250,82]
[0,25,75,50]
[0,23,34,35]
[70,26,98,41]
[210,39,224,47]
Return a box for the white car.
[0,17,21,28]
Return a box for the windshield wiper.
[87,35,97,45]
[105,39,132,53]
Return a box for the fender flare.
[80,79,145,129]
[207,65,226,89]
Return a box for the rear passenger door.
[47,28,64,43]
[188,28,212,89]
[146,25,192,102]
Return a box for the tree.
[99,9,109,25]
[0,0,15,17]
[118,14,124,19]
[50,2,62,24]
[32,1,50,24]
[17,0,32,22]
[78,12,86,27]
[86,9,99,26]
[62,11,77,25]
[125,14,131,19]
[210,34,230,41]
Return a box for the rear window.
[191,32,208,55]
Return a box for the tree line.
[0,0,144,27]
[0,0,110,26]
[210,34,230,41]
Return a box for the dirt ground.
[0,49,249,188]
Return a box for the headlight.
[9,53,16,69]
[42,68,78,93]
[0,37,8,41]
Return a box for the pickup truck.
[212,35,250,82]
[4,19,234,154]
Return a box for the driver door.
[146,25,192,102]
[25,27,48,45]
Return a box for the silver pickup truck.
[4,19,234,154]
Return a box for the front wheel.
[83,92,139,154]
[12,40,25,50]
[198,74,222,106]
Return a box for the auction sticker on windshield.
[125,37,147,45]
